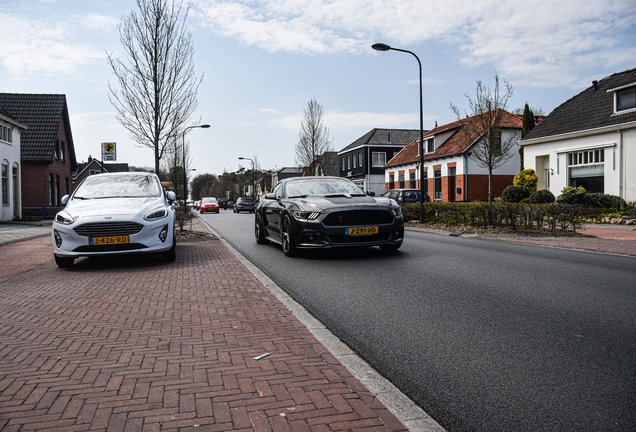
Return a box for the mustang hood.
[294,195,392,212]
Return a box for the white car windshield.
[285,179,366,198]
[73,174,162,199]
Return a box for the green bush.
[513,169,538,193]
[587,193,626,209]
[557,186,588,205]
[501,185,531,203]
[529,189,556,204]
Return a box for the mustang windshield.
[73,174,162,199]
[285,179,366,198]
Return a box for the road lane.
[200,210,636,432]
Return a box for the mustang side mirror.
[366,191,376,196]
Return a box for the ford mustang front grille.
[323,210,393,226]
[74,222,144,237]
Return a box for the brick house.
[520,68,636,202]
[0,94,77,218]
[385,111,523,201]
[0,106,27,221]
[338,128,421,195]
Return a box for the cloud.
[270,110,425,131]
[1,12,104,77]
[195,0,636,88]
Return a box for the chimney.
[592,80,598,90]
[88,155,92,162]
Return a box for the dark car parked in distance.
[218,198,228,210]
[254,176,404,257]
[382,188,430,204]
[234,197,256,213]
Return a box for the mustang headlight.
[55,211,74,225]
[292,211,320,221]
[145,206,169,221]
[391,206,402,217]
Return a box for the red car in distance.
[199,197,220,214]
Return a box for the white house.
[520,68,636,202]
[0,107,27,221]
[385,111,523,201]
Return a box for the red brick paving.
[0,223,407,431]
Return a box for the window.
[49,174,54,206]
[426,138,434,153]
[422,170,428,194]
[341,157,345,171]
[616,86,636,112]
[372,152,386,167]
[409,171,416,188]
[60,142,65,162]
[434,170,442,200]
[353,155,357,168]
[488,129,502,156]
[2,163,8,205]
[388,174,394,189]
[568,149,605,193]
[0,125,12,143]
[347,155,351,169]
[89,170,101,176]
[358,152,363,168]
[55,139,59,160]
[398,173,405,188]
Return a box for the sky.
[1,0,635,177]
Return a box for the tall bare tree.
[295,98,334,175]
[450,73,518,202]
[107,0,203,175]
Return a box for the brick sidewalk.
[0,224,408,431]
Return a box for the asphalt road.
[200,210,636,432]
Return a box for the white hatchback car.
[52,172,177,268]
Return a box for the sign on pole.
[102,142,117,161]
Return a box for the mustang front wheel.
[281,215,298,257]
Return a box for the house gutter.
[520,120,636,146]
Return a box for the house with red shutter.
[0,93,78,219]
[385,111,523,201]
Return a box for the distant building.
[337,128,421,195]
[271,167,304,186]
[386,111,523,201]
[73,156,130,186]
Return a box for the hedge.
[402,201,584,232]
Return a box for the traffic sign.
[102,142,117,161]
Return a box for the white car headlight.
[55,211,74,225]
[145,206,169,221]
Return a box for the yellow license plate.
[90,235,130,245]
[345,226,378,236]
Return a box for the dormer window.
[426,138,434,153]
[616,86,636,112]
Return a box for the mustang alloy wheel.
[281,215,298,257]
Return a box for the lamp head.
[200,124,210,128]
[372,43,391,51]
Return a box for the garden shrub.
[513,169,538,193]
[529,189,556,204]
[501,185,531,203]
[586,193,626,209]
[557,186,588,205]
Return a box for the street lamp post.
[181,124,210,202]
[238,157,255,198]
[372,43,425,222]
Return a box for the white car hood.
[65,197,162,218]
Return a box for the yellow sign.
[101,142,117,161]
